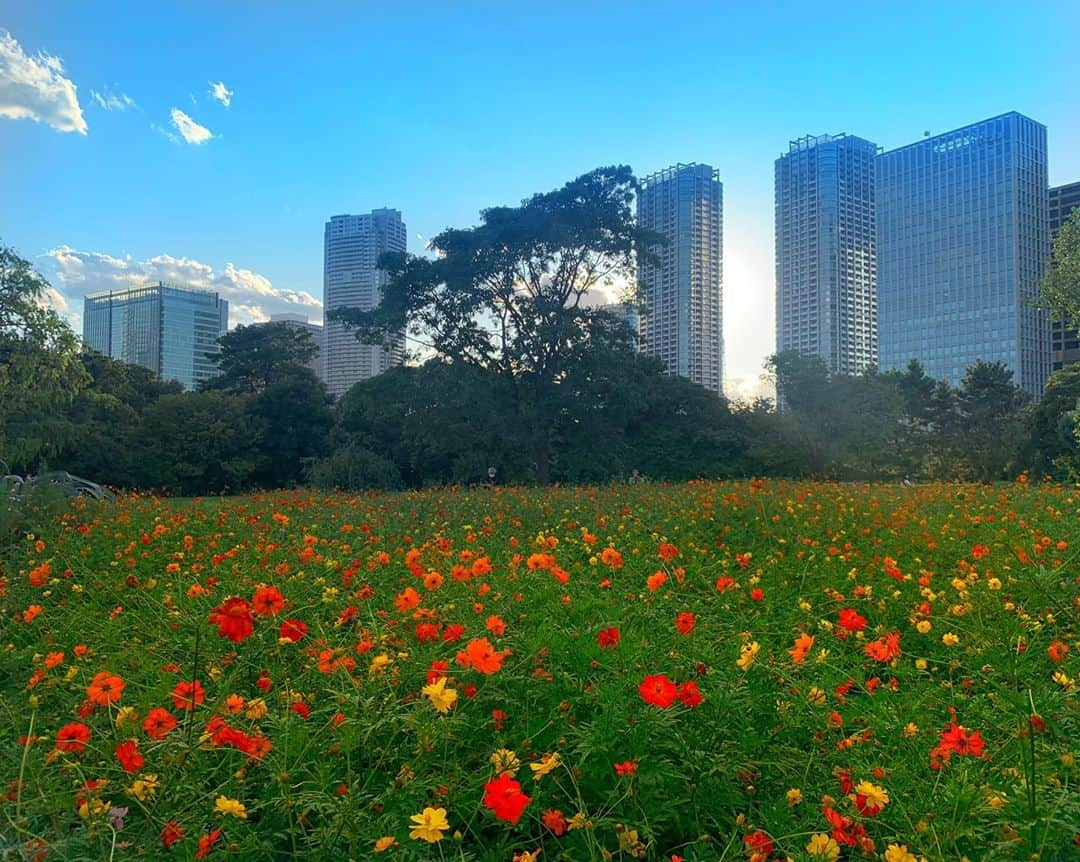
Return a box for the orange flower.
[646,571,667,592]
[86,671,125,706]
[1048,641,1068,664]
[864,632,902,663]
[486,615,507,636]
[395,587,421,612]
[599,547,623,568]
[172,679,206,711]
[115,739,144,773]
[788,633,815,664]
[195,829,222,859]
[658,543,679,562]
[455,637,511,674]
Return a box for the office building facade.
[323,209,407,397]
[775,133,878,375]
[83,282,228,390]
[876,112,1050,397]
[636,163,724,394]
[1049,181,1080,370]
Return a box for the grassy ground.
[1,480,1077,860]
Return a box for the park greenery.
[1,175,1079,495]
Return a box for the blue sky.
[3,1,1079,394]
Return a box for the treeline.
[4,162,1079,492]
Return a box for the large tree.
[1039,208,1080,323]
[0,245,88,470]
[205,321,319,394]
[328,166,658,484]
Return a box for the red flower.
[86,671,125,706]
[209,597,254,642]
[715,576,735,592]
[483,773,531,824]
[290,702,311,719]
[677,680,703,708]
[279,618,308,643]
[674,612,696,636]
[744,830,773,855]
[614,760,639,777]
[597,627,620,648]
[54,722,90,752]
[838,608,867,632]
[658,543,679,562]
[542,808,567,836]
[749,588,764,601]
[251,586,285,616]
[194,829,221,859]
[930,720,986,769]
[638,674,678,709]
[171,679,206,711]
[115,739,144,773]
[161,820,186,849]
[143,707,178,739]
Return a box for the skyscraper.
[775,133,878,375]
[323,209,407,397]
[1049,181,1080,371]
[83,281,228,390]
[877,112,1051,397]
[636,163,723,394]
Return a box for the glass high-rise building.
[265,313,325,381]
[877,112,1051,397]
[323,209,407,398]
[1049,181,1080,371]
[636,163,724,394]
[775,133,878,375]
[83,282,228,390]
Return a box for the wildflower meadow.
[1,480,1077,861]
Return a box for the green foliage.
[0,245,89,470]
[206,321,320,394]
[1022,364,1080,480]
[134,391,264,494]
[1039,207,1080,322]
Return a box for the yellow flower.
[369,654,393,676]
[916,620,931,634]
[736,641,760,671]
[530,752,561,779]
[786,787,803,807]
[409,806,449,843]
[987,577,1001,590]
[127,774,159,802]
[374,836,397,852]
[490,748,521,777]
[854,780,889,811]
[941,632,960,646]
[903,722,919,737]
[114,706,138,727]
[915,658,928,671]
[421,676,458,714]
[884,844,919,862]
[214,795,247,818]
[806,832,840,859]
[807,686,826,705]
[245,698,268,720]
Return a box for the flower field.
[2,480,1078,861]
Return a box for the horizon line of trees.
[2,165,1079,493]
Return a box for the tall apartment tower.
[877,112,1051,398]
[323,209,407,397]
[83,281,228,390]
[636,163,724,394]
[775,133,878,375]
[1049,181,1080,370]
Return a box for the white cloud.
[169,107,212,144]
[44,245,321,328]
[90,87,135,111]
[209,80,233,108]
[0,29,87,134]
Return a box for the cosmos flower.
[409,806,450,842]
